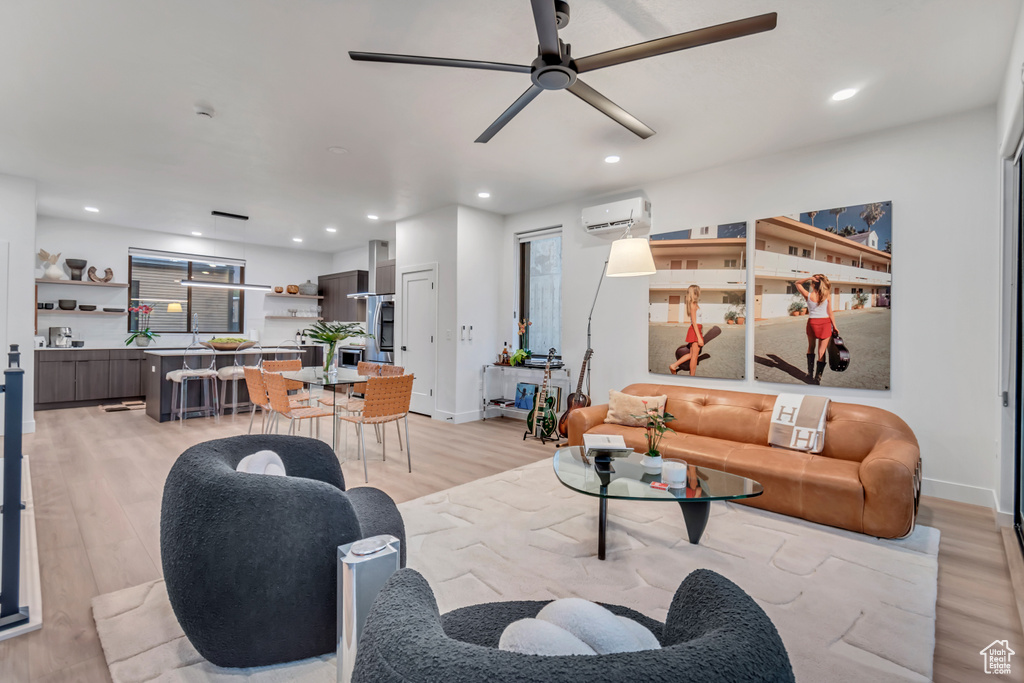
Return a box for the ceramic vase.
[42,263,64,280]
[641,453,663,474]
[135,337,152,348]
[298,279,318,296]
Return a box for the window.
[517,229,562,355]
[722,295,730,304]
[723,259,737,268]
[786,284,797,295]
[699,226,710,235]
[802,249,811,258]
[788,246,798,255]
[128,249,245,333]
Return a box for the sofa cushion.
[604,390,667,428]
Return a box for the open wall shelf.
[265,293,323,300]
[37,310,127,317]
[35,279,130,289]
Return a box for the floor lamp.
[586,224,657,394]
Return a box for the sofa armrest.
[859,438,920,538]
[567,405,609,446]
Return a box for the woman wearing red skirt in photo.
[794,274,839,384]
[669,285,705,377]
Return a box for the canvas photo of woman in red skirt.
[794,274,839,384]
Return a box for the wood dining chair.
[318,361,382,412]
[264,370,334,438]
[337,373,414,483]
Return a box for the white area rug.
[93,460,939,682]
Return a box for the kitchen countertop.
[37,344,323,352]
[143,347,311,357]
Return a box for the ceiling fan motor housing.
[531,43,577,90]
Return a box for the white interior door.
[401,267,436,416]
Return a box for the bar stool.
[218,341,258,416]
[167,342,220,422]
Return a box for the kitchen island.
[144,346,324,422]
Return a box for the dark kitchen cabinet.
[109,358,143,398]
[376,259,396,295]
[75,360,111,401]
[35,360,77,404]
[319,270,368,323]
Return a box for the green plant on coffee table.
[304,321,373,372]
[630,401,676,458]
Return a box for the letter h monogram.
[776,406,798,424]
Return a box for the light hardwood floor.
[0,405,1020,682]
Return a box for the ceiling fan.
[350,1,777,143]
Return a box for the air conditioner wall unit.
[581,196,652,235]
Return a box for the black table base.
[595,497,711,561]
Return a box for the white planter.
[641,454,663,475]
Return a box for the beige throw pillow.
[604,390,668,428]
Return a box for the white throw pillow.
[236,450,286,477]
[498,597,661,657]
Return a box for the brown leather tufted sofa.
[567,383,922,539]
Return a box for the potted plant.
[788,299,806,317]
[853,292,869,309]
[125,305,159,347]
[631,401,676,473]
[724,310,738,325]
[509,348,529,366]
[304,321,373,372]
[517,318,533,360]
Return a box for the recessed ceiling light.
[367,214,379,221]
[328,146,349,155]
[84,206,99,212]
[292,237,303,243]
[326,227,337,233]
[604,155,620,164]
[191,231,203,236]
[478,192,491,199]
[831,88,858,101]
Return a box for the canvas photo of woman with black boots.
[752,203,892,391]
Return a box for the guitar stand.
[522,428,563,446]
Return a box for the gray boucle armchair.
[353,568,795,683]
[160,434,405,668]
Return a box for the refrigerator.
[365,294,394,364]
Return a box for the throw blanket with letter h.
[768,393,830,454]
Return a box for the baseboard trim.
[922,477,998,509]
[433,410,483,425]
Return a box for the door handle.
[401,345,407,351]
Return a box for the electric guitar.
[526,348,558,440]
[557,348,593,437]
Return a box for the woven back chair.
[262,358,305,395]
[380,364,405,377]
[339,373,414,483]
[243,366,270,434]
[264,371,333,438]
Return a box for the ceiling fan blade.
[530,0,561,56]
[475,85,544,143]
[349,51,531,74]
[567,80,655,139]
[575,12,778,73]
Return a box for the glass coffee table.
[552,446,763,560]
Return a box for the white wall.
[455,206,504,419]
[503,107,1001,508]
[36,217,333,348]
[332,245,370,273]
[0,174,38,433]
[395,205,458,417]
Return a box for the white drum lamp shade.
[606,236,656,277]
[167,302,183,313]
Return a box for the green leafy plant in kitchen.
[125,305,160,347]
[304,321,373,372]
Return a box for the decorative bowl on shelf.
[71,341,85,348]
[58,299,77,310]
[78,305,97,311]
[65,258,87,281]
[286,284,300,295]
[103,307,125,313]
[274,286,284,294]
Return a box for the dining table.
[279,366,369,453]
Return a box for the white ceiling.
[0,0,1019,253]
